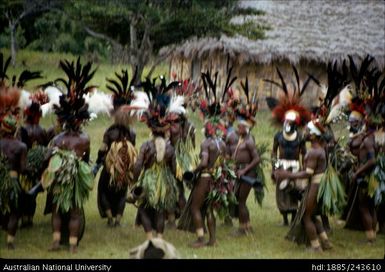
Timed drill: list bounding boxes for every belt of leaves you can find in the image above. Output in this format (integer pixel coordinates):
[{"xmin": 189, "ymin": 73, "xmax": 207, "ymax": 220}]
[
  {"xmin": 207, "ymin": 158, "xmax": 237, "ymax": 219},
  {"xmin": 175, "ymin": 138, "xmax": 197, "ymax": 180},
  {"xmin": 20, "ymin": 145, "xmax": 48, "ymax": 191},
  {"xmin": 317, "ymin": 164, "xmax": 346, "ymax": 215},
  {"xmin": 138, "ymin": 162, "xmax": 178, "ymax": 210},
  {"xmin": 371, "ymin": 153, "xmax": 385, "ymax": 206},
  {"xmin": 105, "ymin": 140, "xmax": 137, "ymax": 190},
  {"xmin": 254, "ymin": 143, "xmax": 269, "ymax": 207},
  {"xmin": 41, "ymin": 148, "xmax": 94, "ymax": 213},
  {"xmin": 0, "ymin": 153, "xmax": 21, "ymax": 215}
]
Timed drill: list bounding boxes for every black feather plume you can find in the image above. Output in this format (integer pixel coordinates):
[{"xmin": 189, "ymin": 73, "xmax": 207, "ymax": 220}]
[
  {"xmin": 276, "ymin": 67, "xmax": 288, "ymax": 95},
  {"xmin": 265, "ymin": 97, "xmax": 278, "ymax": 110}
]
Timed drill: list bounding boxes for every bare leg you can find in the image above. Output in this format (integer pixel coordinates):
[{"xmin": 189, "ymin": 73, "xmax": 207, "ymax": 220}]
[
  {"xmin": 290, "ymin": 211, "xmax": 297, "ymax": 225},
  {"xmin": 303, "ymin": 184, "xmax": 322, "ymax": 251},
  {"xmin": 206, "ymin": 207, "xmax": 216, "ymax": 246},
  {"xmin": 68, "ymin": 208, "xmax": 81, "ymax": 253},
  {"xmin": 6, "ymin": 211, "xmax": 19, "ymax": 249},
  {"xmin": 106, "ymin": 209, "xmax": 114, "ymax": 227},
  {"xmin": 190, "ymin": 177, "xmax": 210, "ymax": 248},
  {"xmin": 282, "ymin": 212, "xmax": 289, "ymax": 226},
  {"xmin": 358, "ymin": 189, "xmax": 376, "ymax": 242},
  {"xmin": 49, "ymin": 204, "xmax": 61, "ymax": 251},
  {"xmin": 238, "ymin": 182, "xmax": 252, "ymax": 231},
  {"xmin": 155, "ymin": 210, "xmax": 165, "ymax": 236}
]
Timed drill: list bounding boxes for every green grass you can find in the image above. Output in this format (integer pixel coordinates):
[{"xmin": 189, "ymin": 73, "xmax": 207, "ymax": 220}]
[
  {"xmin": 0, "ymin": 50, "xmax": 383, "ymax": 259},
  {"xmin": 1, "ymin": 112, "xmax": 384, "ymax": 259}
]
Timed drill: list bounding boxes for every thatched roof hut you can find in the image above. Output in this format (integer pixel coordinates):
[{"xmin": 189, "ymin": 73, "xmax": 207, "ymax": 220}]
[{"xmin": 161, "ymin": 0, "xmax": 385, "ymax": 109}]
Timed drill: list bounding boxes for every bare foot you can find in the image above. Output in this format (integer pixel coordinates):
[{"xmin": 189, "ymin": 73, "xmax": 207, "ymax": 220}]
[
  {"xmin": 306, "ymin": 246, "xmax": 323, "ymax": 253},
  {"xmin": 231, "ymin": 228, "xmax": 247, "ymax": 237},
  {"xmin": 7, "ymin": 242, "xmax": 15, "ymax": 250},
  {"xmin": 189, "ymin": 237, "xmax": 206, "ymax": 248},
  {"xmin": 107, "ymin": 218, "xmax": 114, "ymax": 227},
  {"xmin": 48, "ymin": 241, "xmax": 60, "ymax": 251},
  {"xmin": 321, "ymin": 240, "xmax": 333, "ymax": 250},
  {"xmin": 69, "ymin": 245, "xmax": 78, "ymax": 254}
]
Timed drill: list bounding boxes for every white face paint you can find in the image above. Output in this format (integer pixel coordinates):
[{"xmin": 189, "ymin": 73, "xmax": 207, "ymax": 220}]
[{"xmin": 283, "ymin": 120, "xmax": 295, "ymax": 134}]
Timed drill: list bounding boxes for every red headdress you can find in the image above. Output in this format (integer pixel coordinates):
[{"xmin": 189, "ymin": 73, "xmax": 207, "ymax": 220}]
[
  {"xmin": 0, "ymin": 53, "xmax": 41, "ymax": 125},
  {"xmin": 265, "ymin": 66, "xmax": 315, "ymax": 127},
  {"xmin": 23, "ymin": 90, "xmax": 49, "ymax": 125}
]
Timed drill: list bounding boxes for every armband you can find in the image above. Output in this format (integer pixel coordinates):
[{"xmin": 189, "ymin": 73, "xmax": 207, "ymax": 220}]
[{"xmin": 306, "ymin": 168, "xmax": 315, "ymax": 175}]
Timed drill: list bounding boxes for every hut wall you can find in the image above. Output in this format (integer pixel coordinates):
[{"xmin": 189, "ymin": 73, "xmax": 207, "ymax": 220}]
[{"xmin": 169, "ymin": 57, "xmax": 192, "ymax": 81}]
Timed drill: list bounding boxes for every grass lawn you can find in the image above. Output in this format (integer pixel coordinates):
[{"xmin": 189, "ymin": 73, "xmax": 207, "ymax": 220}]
[{"xmin": 0, "ymin": 50, "xmax": 383, "ymax": 259}]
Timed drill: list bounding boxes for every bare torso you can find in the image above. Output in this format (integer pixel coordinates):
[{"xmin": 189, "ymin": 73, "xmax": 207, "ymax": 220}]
[
  {"xmin": 0, "ymin": 136, "xmax": 27, "ymax": 173},
  {"xmin": 52, "ymin": 131, "xmax": 90, "ymax": 162}
]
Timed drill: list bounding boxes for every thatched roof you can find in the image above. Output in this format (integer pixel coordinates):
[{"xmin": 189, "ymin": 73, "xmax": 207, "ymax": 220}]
[{"xmin": 161, "ymin": 0, "xmax": 385, "ymax": 69}]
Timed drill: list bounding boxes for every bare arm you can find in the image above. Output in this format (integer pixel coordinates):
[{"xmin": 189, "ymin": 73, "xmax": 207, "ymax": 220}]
[
  {"xmin": 194, "ymin": 141, "xmax": 209, "ymax": 174},
  {"xmin": 271, "ymin": 134, "xmax": 279, "ymax": 165},
  {"xmin": 133, "ymin": 142, "xmax": 148, "ymax": 180},
  {"xmin": 355, "ymin": 136, "xmax": 376, "ymax": 177},
  {"xmin": 241, "ymin": 139, "xmax": 261, "ymax": 174},
  {"xmin": 95, "ymin": 132, "xmax": 110, "ymax": 165},
  {"xmin": 275, "ymin": 150, "xmax": 318, "ymax": 181},
  {"xmin": 300, "ymin": 137, "xmax": 307, "ymax": 169},
  {"xmin": 18, "ymin": 144, "xmax": 28, "ymax": 174},
  {"xmin": 170, "ymin": 145, "xmax": 176, "ymax": 177}
]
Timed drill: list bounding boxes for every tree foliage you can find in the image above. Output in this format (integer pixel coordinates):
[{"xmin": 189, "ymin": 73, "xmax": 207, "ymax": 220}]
[
  {"xmin": 67, "ymin": 0, "xmax": 267, "ymax": 82},
  {"xmin": 0, "ymin": 0, "xmax": 267, "ymax": 80}
]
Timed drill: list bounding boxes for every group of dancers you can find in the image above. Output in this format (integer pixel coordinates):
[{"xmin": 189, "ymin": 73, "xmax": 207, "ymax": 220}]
[{"xmin": 0, "ymin": 52, "xmax": 384, "ymax": 255}]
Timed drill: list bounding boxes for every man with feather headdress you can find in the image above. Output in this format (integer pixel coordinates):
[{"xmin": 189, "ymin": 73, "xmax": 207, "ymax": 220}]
[
  {"xmin": 178, "ymin": 69, "xmax": 236, "ymax": 248},
  {"xmin": 165, "ymin": 82, "xmax": 197, "ymax": 229},
  {"xmin": 131, "ymin": 76, "xmax": 178, "ymax": 240},
  {"xmin": 265, "ymin": 66, "xmax": 313, "ymax": 226},
  {"xmin": 40, "ymin": 57, "xmax": 95, "ymax": 253},
  {"xmin": 0, "ymin": 53, "xmax": 41, "ymax": 249},
  {"xmin": 226, "ymin": 76, "xmax": 262, "ymax": 236},
  {"xmin": 343, "ymin": 55, "xmax": 385, "ymax": 243},
  {"xmin": 94, "ymin": 69, "xmax": 138, "ymax": 227},
  {"xmin": 272, "ymin": 66, "xmax": 340, "ymax": 252},
  {"xmin": 18, "ymin": 90, "xmax": 50, "ymax": 229}
]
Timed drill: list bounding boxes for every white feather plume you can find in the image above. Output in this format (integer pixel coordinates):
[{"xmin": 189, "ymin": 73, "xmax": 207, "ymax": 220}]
[
  {"xmin": 169, "ymin": 95, "xmax": 186, "ymax": 115},
  {"xmin": 18, "ymin": 89, "xmax": 32, "ymax": 109},
  {"xmin": 84, "ymin": 89, "xmax": 113, "ymax": 118},
  {"xmin": 325, "ymin": 84, "xmax": 353, "ymax": 124},
  {"xmin": 128, "ymin": 91, "xmax": 150, "ymax": 118},
  {"xmin": 41, "ymin": 86, "xmax": 63, "ymax": 117}
]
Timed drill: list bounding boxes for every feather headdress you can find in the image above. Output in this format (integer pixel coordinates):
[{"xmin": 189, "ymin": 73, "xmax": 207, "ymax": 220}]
[
  {"xmin": 264, "ymin": 65, "xmax": 315, "ymax": 127},
  {"xmin": 140, "ymin": 75, "xmax": 178, "ymax": 133},
  {"xmin": 53, "ymin": 57, "xmax": 97, "ymax": 131},
  {"xmin": 23, "ymin": 90, "xmax": 49, "ymax": 125},
  {"xmin": 0, "ymin": 53, "xmax": 41, "ymax": 123},
  {"xmin": 106, "ymin": 68, "xmax": 137, "ymax": 109},
  {"xmin": 199, "ymin": 63, "xmax": 236, "ymax": 136},
  {"xmin": 347, "ymin": 55, "xmax": 385, "ymax": 126},
  {"xmin": 234, "ymin": 76, "xmax": 259, "ymax": 127},
  {"xmin": 315, "ymin": 60, "xmax": 351, "ymax": 124}
]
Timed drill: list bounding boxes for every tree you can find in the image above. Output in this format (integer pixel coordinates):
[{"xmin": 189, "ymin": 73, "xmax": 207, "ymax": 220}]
[
  {"xmin": 0, "ymin": 0, "xmax": 59, "ymax": 65},
  {"xmin": 66, "ymin": 0, "xmax": 266, "ymax": 83}
]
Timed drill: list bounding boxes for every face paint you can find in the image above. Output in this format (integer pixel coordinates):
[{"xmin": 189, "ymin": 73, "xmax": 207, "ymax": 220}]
[
  {"xmin": 283, "ymin": 120, "xmax": 296, "ymax": 134},
  {"xmin": 348, "ymin": 119, "xmax": 362, "ymax": 134}
]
